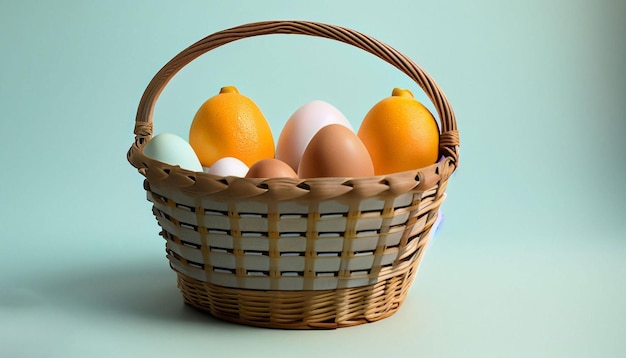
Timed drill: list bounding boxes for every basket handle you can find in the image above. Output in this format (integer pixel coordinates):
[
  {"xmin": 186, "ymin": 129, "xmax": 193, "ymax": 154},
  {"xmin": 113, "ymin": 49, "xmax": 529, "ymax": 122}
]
[{"xmin": 132, "ymin": 20, "xmax": 459, "ymax": 167}]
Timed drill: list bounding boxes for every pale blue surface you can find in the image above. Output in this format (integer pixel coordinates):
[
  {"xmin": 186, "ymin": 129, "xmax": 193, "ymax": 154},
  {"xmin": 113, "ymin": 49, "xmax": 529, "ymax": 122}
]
[{"xmin": 1, "ymin": 1, "xmax": 625, "ymax": 357}]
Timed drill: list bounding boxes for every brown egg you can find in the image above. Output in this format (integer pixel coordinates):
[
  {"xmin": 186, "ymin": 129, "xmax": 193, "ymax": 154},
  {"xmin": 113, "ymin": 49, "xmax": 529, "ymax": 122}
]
[
  {"xmin": 245, "ymin": 158, "xmax": 299, "ymax": 178},
  {"xmin": 298, "ymin": 124, "xmax": 375, "ymax": 178}
]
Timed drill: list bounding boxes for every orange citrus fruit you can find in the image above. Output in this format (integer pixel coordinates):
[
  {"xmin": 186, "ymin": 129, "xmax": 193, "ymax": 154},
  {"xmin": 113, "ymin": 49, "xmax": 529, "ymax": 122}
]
[
  {"xmin": 189, "ymin": 86, "xmax": 275, "ymax": 168},
  {"xmin": 357, "ymin": 88, "xmax": 439, "ymax": 175}
]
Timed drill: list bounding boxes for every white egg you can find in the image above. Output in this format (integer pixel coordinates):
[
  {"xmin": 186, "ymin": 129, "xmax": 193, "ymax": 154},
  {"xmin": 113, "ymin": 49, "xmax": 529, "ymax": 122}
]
[
  {"xmin": 276, "ymin": 100, "xmax": 353, "ymax": 172},
  {"xmin": 143, "ymin": 133, "xmax": 203, "ymax": 172},
  {"xmin": 207, "ymin": 157, "xmax": 249, "ymax": 177}
]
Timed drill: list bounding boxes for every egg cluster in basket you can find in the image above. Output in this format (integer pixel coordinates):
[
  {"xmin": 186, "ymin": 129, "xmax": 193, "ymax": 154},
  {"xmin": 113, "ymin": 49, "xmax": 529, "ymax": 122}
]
[{"xmin": 143, "ymin": 85, "xmax": 441, "ymax": 181}]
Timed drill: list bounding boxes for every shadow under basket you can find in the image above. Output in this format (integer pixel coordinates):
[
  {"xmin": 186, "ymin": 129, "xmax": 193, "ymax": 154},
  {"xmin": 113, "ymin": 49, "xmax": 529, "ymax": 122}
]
[{"xmin": 128, "ymin": 21, "xmax": 460, "ymax": 329}]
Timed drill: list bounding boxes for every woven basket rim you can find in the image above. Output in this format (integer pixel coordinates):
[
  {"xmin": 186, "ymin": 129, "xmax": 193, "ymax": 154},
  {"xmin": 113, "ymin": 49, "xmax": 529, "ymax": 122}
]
[
  {"xmin": 127, "ymin": 20, "xmax": 460, "ymax": 201},
  {"xmin": 136, "ymin": 155, "xmax": 454, "ymax": 201}
]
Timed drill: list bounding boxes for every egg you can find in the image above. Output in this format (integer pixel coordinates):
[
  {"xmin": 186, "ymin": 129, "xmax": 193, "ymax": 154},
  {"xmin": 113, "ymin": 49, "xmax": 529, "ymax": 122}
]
[
  {"xmin": 298, "ymin": 124, "xmax": 375, "ymax": 178},
  {"xmin": 276, "ymin": 100, "xmax": 353, "ymax": 172},
  {"xmin": 207, "ymin": 157, "xmax": 249, "ymax": 177},
  {"xmin": 142, "ymin": 133, "xmax": 203, "ymax": 172},
  {"xmin": 246, "ymin": 159, "xmax": 298, "ymax": 178}
]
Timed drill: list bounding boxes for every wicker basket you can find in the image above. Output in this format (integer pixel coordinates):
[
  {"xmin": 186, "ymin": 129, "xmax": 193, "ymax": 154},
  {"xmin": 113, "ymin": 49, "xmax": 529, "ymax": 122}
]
[{"xmin": 127, "ymin": 20, "xmax": 459, "ymax": 329}]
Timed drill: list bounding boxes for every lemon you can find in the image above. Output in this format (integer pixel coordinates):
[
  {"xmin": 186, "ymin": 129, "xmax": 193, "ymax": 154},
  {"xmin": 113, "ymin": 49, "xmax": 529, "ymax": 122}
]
[
  {"xmin": 357, "ymin": 88, "xmax": 439, "ymax": 175},
  {"xmin": 189, "ymin": 86, "xmax": 275, "ymax": 168}
]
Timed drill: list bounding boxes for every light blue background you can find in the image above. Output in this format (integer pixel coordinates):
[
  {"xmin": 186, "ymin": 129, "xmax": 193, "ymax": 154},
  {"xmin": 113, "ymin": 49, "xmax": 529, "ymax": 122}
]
[{"xmin": 1, "ymin": 1, "xmax": 625, "ymax": 357}]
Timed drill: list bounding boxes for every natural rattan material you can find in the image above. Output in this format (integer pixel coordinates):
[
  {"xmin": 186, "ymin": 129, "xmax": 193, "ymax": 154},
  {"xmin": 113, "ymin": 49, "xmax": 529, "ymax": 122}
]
[
  {"xmin": 128, "ymin": 20, "xmax": 460, "ymax": 329},
  {"xmin": 177, "ymin": 253, "xmax": 423, "ymax": 329},
  {"xmin": 147, "ymin": 180, "xmax": 443, "ymax": 291}
]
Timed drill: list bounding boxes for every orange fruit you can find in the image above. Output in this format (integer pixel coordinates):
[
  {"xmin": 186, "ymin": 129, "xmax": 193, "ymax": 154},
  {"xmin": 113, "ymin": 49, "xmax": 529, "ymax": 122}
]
[
  {"xmin": 357, "ymin": 88, "xmax": 439, "ymax": 175},
  {"xmin": 189, "ymin": 86, "xmax": 275, "ymax": 168}
]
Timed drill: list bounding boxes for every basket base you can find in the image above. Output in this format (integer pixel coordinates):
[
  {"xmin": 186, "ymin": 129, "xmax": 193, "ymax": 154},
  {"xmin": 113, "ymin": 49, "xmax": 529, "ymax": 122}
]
[{"xmin": 175, "ymin": 259, "xmax": 421, "ymax": 329}]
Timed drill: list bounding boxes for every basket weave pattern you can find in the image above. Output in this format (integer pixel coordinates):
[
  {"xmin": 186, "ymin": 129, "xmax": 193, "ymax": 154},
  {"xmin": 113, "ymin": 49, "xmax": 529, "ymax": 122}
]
[
  {"xmin": 128, "ymin": 21, "xmax": 459, "ymax": 329},
  {"xmin": 148, "ymin": 181, "xmax": 442, "ymax": 291}
]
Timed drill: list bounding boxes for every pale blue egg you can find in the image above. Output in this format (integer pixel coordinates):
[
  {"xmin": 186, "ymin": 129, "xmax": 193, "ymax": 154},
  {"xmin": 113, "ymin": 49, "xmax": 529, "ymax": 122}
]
[{"xmin": 143, "ymin": 133, "xmax": 203, "ymax": 172}]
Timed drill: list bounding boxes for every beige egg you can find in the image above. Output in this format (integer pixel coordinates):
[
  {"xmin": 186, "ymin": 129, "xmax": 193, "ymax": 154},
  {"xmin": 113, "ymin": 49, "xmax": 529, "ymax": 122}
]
[
  {"xmin": 245, "ymin": 158, "xmax": 298, "ymax": 178},
  {"xmin": 298, "ymin": 124, "xmax": 375, "ymax": 178}
]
